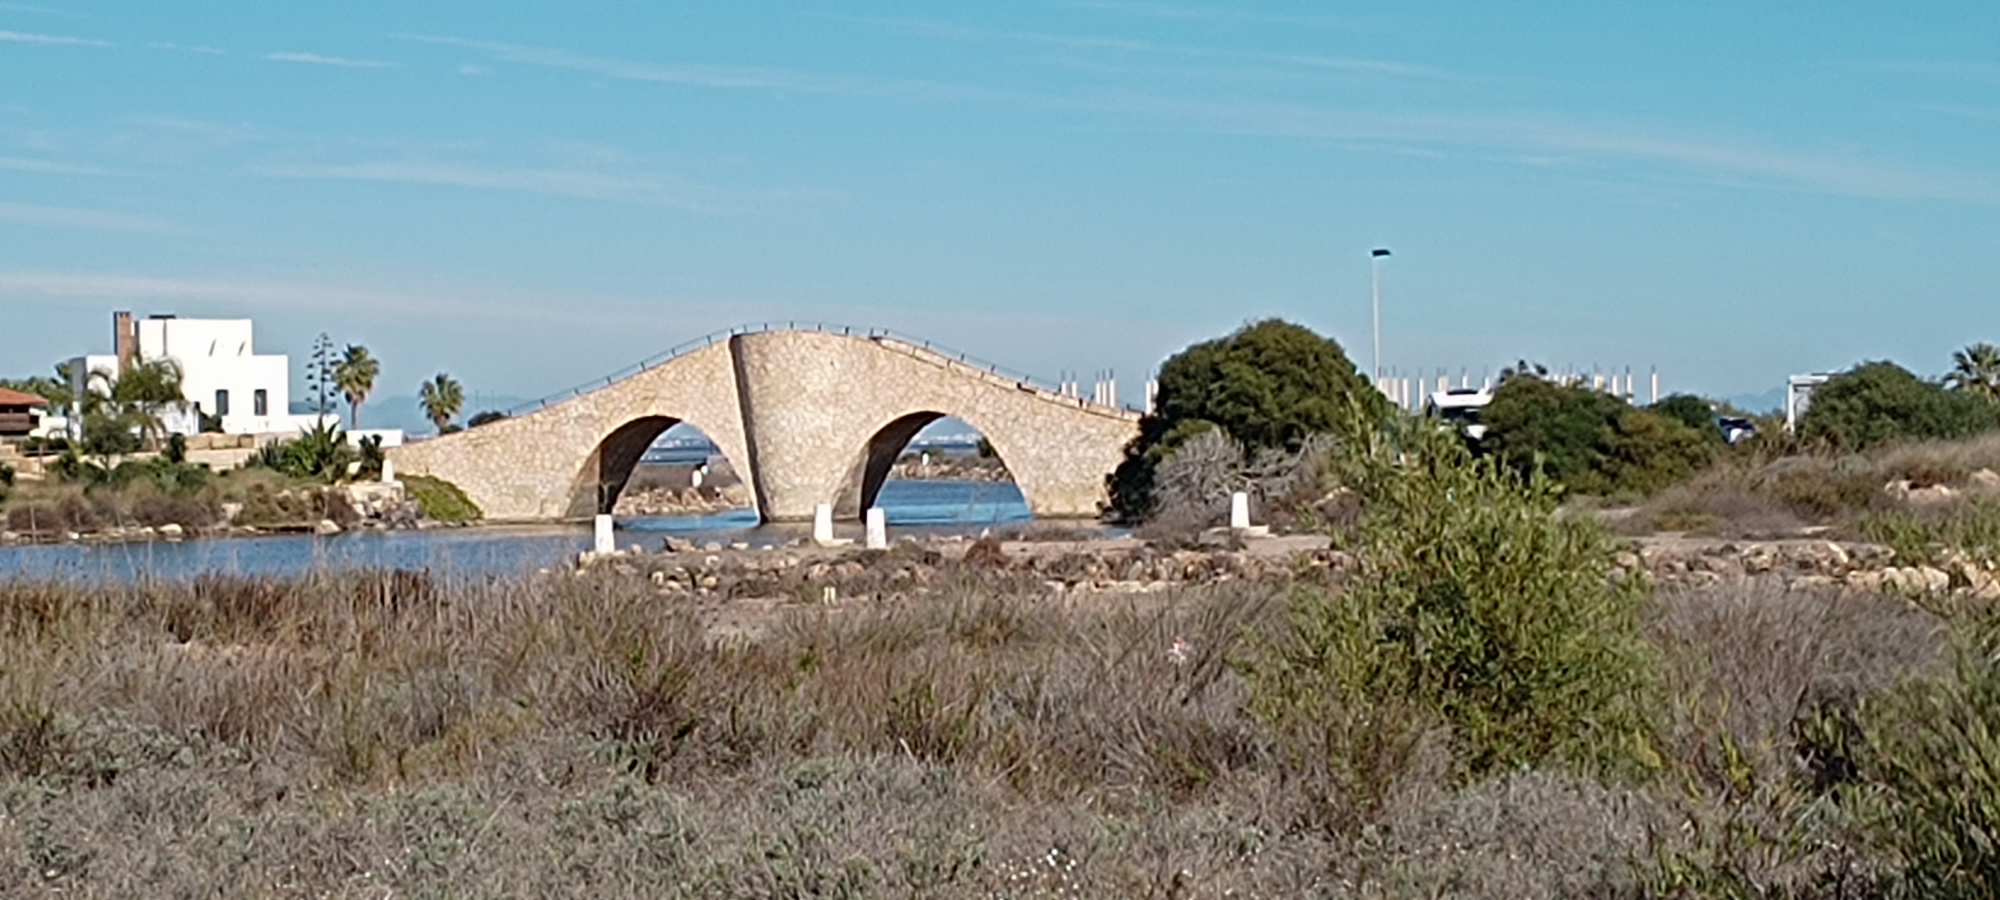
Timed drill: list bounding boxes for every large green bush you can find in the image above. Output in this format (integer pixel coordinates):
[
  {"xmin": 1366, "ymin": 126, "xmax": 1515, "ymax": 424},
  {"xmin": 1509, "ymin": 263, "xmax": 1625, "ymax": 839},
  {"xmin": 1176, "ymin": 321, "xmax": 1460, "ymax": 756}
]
[
  {"xmin": 1650, "ymin": 393, "xmax": 1721, "ymax": 442},
  {"xmin": 1480, "ymin": 377, "xmax": 1715, "ymax": 498},
  {"xmin": 1110, "ymin": 319, "xmax": 1382, "ymax": 519},
  {"xmin": 1246, "ymin": 421, "xmax": 1658, "ymax": 786},
  {"xmin": 1855, "ymin": 613, "xmax": 2000, "ymax": 899},
  {"xmin": 1801, "ymin": 361, "xmax": 2000, "ymax": 451}
]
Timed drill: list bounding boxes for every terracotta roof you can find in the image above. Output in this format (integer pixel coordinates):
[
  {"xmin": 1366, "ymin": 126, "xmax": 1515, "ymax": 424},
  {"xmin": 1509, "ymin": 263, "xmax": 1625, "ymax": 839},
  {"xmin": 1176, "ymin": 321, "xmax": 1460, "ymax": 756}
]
[{"xmin": 0, "ymin": 387, "xmax": 51, "ymax": 407}]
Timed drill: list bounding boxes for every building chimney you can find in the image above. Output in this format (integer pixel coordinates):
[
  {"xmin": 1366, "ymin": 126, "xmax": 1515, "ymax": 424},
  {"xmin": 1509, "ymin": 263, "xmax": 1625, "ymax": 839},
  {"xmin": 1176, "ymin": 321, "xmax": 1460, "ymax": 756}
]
[{"xmin": 113, "ymin": 311, "xmax": 137, "ymax": 375}]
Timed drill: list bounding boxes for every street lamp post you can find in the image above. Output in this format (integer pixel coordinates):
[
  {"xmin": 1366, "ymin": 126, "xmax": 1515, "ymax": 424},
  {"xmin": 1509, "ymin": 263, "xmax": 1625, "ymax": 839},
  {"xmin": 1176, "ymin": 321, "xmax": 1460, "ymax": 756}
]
[{"xmin": 1370, "ymin": 248, "xmax": 1392, "ymax": 386}]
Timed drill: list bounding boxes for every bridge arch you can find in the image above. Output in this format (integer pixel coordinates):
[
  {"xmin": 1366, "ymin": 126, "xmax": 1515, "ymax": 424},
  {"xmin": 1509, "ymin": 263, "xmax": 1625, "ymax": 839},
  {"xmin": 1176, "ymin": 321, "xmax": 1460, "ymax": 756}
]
[
  {"xmin": 567, "ymin": 416, "xmax": 748, "ymax": 517},
  {"xmin": 833, "ymin": 410, "xmax": 1025, "ymax": 521}
]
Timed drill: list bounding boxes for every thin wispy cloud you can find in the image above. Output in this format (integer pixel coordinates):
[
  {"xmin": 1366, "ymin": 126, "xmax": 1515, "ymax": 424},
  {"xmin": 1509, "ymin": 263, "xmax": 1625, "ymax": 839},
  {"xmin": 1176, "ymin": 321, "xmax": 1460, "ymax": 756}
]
[
  {"xmin": 837, "ymin": 15, "xmax": 1458, "ymax": 82},
  {"xmin": 456, "ymin": 63, "xmax": 490, "ymax": 77},
  {"xmin": 0, "ymin": 201, "xmax": 181, "ymax": 234},
  {"xmin": 1068, "ymin": 0, "xmax": 1354, "ymax": 28},
  {"xmin": 0, "ymin": 270, "xmax": 683, "ymax": 331},
  {"xmin": 265, "ymin": 51, "xmax": 397, "ymax": 69},
  {"xmin": 0, "ymin": 155, "xmax": 125, "ymax": 177},
  {"xmin": 1104, "ymin": 95, "xmax": 2000, "ymax": 204},
  {"xmin": 148, "ymin": 41, "xmax": 225, "ymax": 56},
  {"xmin": 249, "ymin": 160, "xmax": 746, "ymax": 214},
  {"xmin": 0, "ymin": 28, "xmax": 110, "ymax": 47},
  {"xmin": 392, "ymin": 33, "xmax": 1021, "ymax": 102},
  {"xmin": 1859, "ymin": 59, "xmax": 2000, "ymax": 82},
  {"xmin": 0, "ymin": 2, "xmax": 80, "ymax": 17}
]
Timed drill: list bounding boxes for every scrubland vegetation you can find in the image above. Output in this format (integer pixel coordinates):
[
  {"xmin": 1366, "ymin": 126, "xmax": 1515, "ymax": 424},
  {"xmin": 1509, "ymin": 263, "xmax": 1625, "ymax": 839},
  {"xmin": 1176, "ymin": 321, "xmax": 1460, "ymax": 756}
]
[{"xmin": 6, "ymin": 410, "xmax": 2000, "ymax": 898}]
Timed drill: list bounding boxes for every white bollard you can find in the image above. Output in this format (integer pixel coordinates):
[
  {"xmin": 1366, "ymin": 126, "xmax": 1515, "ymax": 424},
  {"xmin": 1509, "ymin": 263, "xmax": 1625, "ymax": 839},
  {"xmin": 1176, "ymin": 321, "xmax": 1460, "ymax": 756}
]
[
  {"xmin": 1230, "ymin": 491, "xmax": 1251, "ymax": 531},
  {"xmin": 379, "ymin": 458, "xmax": 396, "ymax": 484},
  {"xmin": 865, "ymin": 507, "xmax": 888, "ymax": 550},
  {"xmin": 593, "ymin": 514, "xmax": 616, "ymax": 555},
  {"xmin": 813, "ymin": 502, "xmax": 834, "ymax": 545}
]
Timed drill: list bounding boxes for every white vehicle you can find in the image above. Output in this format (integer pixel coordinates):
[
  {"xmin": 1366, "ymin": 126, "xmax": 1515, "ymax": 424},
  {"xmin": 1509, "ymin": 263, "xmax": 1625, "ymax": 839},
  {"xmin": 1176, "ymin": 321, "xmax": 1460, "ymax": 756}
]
[{"xmin": 1424, "ymin": 387, "xmax": 1493, "ymax": 440}]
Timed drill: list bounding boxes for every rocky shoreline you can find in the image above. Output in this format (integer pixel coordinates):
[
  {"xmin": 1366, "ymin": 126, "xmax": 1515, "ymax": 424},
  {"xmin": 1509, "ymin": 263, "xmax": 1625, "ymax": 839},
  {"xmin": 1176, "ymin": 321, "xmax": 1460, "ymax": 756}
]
[
  {"xmin": 571, "ymin": 529, "xmax": 2000, "ymax": 605},
  {"xmin": 0, "ymin": 481, "xmax": 456, "ymax": 547}
]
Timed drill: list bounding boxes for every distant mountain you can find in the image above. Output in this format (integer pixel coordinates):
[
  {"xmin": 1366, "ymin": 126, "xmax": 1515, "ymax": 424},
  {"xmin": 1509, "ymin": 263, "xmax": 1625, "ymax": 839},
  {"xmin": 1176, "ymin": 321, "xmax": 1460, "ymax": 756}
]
[{"xmin": 1721, "ymin": 387, "xmax": 1786, "ymax": 416}]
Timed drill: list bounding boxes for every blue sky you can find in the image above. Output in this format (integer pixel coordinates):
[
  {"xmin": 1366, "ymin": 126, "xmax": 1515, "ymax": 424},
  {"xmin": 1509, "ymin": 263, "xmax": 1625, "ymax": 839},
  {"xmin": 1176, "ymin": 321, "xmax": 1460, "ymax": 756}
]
[{"xmin": 3, "ymin": 1, "xmax": 1997, "ymax": 409}]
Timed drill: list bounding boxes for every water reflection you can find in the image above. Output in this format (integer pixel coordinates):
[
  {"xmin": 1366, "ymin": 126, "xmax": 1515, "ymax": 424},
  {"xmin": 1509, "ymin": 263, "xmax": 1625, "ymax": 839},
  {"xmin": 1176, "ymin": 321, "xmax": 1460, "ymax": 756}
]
[{"xmin": 0, "ymin": 480, "xmax": 1046, "ymax": 583}]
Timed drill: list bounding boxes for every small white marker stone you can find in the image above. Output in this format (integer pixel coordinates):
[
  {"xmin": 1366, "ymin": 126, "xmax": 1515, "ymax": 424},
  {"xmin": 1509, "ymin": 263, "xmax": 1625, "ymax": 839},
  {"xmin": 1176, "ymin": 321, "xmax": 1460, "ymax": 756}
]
[
  {"xmin": 1230, "ymin": 491, "xmax": 1251, "ymax": 531},
  {"xmin": 593, "ymin": 514, "xmax": 616, "ymax": 555},
  {"xmin": 812, "ymin": 502, "xmax": 835, "ymax": 545},
  {"xmin": 865, "ymin": 507, "xmax": 888, "ymax": 550}
]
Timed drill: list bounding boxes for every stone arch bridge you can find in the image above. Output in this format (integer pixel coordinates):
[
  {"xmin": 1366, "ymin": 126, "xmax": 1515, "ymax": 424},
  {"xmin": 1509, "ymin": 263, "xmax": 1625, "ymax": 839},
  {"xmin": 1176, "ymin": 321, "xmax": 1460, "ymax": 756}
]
[{"xmin": 388, "ymin": 326, "xmax": 1142, "ymax": 522}]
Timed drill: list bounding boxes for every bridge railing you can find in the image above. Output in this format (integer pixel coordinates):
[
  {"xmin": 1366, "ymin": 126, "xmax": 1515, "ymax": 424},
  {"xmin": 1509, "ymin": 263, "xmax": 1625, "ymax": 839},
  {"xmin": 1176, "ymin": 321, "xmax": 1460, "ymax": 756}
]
[{"xmin": 504, "ymin": 321, "xmax": 1144, "ymax": 418}]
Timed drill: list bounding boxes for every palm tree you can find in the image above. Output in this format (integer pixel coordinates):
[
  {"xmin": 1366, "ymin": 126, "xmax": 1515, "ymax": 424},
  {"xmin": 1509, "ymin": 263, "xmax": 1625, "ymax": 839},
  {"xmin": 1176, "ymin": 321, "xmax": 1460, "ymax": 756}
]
[
  {"xmin": 1949, "ymin": 342, "xmax": 2000, "ymax": 401},
  {"xmin": 418, "ymin": 372, "xmax": 465, "ymax": 434},
  {"xmin": 334, "ymin": 345, "xmax": 381, "ymax": 429},
  {"xmin": 89, "ymin": 358, "xmax": 187, "ymax": 451}
]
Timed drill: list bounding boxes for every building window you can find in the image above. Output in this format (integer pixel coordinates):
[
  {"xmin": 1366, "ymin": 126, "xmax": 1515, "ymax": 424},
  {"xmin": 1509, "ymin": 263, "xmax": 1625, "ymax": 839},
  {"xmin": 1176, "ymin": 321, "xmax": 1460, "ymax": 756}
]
[
  {"xmin": 254, "ymin": 389, "xmax": 268, "ymax": 416},
  {"xmin": 214, "ymin": 389, "xmax": 230, "ymax": 417}
]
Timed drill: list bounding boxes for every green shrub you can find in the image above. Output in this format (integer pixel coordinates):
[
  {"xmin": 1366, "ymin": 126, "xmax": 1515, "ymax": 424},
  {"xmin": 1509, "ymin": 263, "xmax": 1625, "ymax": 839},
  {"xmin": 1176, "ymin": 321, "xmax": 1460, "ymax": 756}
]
[
  {"xmin": 1855, "ymin": 613, "xmax": 2000, "ymax": 898},
  {"xmin": 1651, "ymin": 393, "xmax": 1721, "ymax": 441},
  {"xmin": 0, "ymin": 462, "xmax": 14, "ymax": 488},
  {"xmin": 1858, "ymin": 498, "xmax": 2000, "ymax": 569},
  {"xmin": 1110, "ymin": 319, "xmax": 1382, "ymax": 519},
  {"xmin": 404, "ymin": 475, "xmax": 482, "ymax": 523},
  {"xmin": 252, "ymin": 420, "xmax": 357, "ymax": 483},
  {"xmin": 1481, "ymin": 376, "xmax": 1716, "ymax": 498},
  {"xmin": 1801, "ymin": 361, "xmax": 2000, "ymax": 451},
  {"xmin": 1246, "ymin": 421, "xmax": 1658, "ymax": 787}
]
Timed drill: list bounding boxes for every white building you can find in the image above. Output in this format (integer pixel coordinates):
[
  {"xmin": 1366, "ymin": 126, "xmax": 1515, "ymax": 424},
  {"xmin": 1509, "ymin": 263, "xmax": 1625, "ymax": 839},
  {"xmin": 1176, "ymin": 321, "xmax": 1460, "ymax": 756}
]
[
  {"xmin": 69, "ymin": 311, "xmax": 308, "ymax": 437},
  {"xmin": 1786, "ymin": 373, "xmax": 1835, "ymax": 433}
]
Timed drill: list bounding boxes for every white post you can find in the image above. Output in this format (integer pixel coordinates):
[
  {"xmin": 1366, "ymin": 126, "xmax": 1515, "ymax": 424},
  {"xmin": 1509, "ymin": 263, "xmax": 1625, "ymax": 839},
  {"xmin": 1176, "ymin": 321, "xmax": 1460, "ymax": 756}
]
[
  {"xmin": 865, "ymin": 507, "xmax": 888, "ymax": 550},
  {"xmin": 379, "ymin": 457, "xmax": 396, "ymax": 484},
  {"xmin": 1230, "ymin": 491, "xmax": 1251, "ymax": 531},
  {"xmin": 593, "ymin": 514, "xmax": 616, "ymax": 555},
  {"xmin": 1650, "ymin": 368, "xmax": 1660, "ymax": 404},
  {"xmin": 812, "ymin": 502, "xmax": 834, "ymax": 545}
]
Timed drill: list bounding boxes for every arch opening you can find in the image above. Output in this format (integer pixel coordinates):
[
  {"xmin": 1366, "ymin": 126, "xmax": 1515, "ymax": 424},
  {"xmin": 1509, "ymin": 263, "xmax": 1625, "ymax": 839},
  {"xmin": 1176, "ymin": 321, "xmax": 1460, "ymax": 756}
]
[
  {"xmin": 835, "ymin": 412, "xmax": 1024, "ymax": 524},
  {"xmin": 567, "ymin": 418, "xmax": 750, "ymax": 519}
]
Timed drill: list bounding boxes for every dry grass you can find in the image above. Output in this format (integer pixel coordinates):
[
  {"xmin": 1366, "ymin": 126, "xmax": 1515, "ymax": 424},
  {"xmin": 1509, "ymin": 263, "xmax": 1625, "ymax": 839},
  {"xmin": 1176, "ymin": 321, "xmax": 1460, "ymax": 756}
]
[
  {"xmin": 0, "ymin": 571, "xmax": 1958, "ymax": 897},
  {"xmin": 1621, "ymin": 433, "xmax": 2000, "ymax": 539}
]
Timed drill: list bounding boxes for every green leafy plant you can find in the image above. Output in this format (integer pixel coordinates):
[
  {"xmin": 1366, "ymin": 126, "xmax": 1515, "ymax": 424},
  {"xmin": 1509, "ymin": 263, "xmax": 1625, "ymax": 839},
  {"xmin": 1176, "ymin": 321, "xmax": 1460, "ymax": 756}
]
[
  {"xmin": 252, "ymin": 420, "xmax": 358, "ymax": 484},
  {"xmin": 1246, "ymin": 416, "xmax": 1659, "ymax": 788},
  {"xmin": 402, "ymin": 475, "xmax": 481, "ymax": 523},
  {"xmin": 1854, "ymin": 612, "xmax": 2000, "ymax": 899},
  {"xmin": 1111, "ymin": 319, "xmax": 1383, "ymax": 519},
  {"xmin": 1481, "ymin": 376, "xmax": 1715, "ymax": 498},
  {"xmin": 1801, "ymin": 361, "xmax": 2000, "ymax": 451}
]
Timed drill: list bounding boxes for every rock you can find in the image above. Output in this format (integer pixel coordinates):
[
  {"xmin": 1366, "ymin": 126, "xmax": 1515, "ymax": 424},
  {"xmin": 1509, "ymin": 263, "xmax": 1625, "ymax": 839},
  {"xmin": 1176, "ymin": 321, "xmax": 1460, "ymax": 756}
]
[
  {"xmin": 1917, "ymin": 566, "xmax": 1953, "ymax": 593},
  {"xmin": 0, "ymin": 530, "xmax": 17, "ymax": 544},
  {"xmin": 1972, "ymin": 468, "xmax": 2000, "ymax": 491},
  {"xmin": 1741, "ymin": 545, "xmax": 1781, "ymax": 574},
  {"xmin": 1888, "ymin": 479, "xmax": 1960, "ymax": 505},
  {"xmin": 1613, "ymin": 551, "xmax": 1640, "ymax": 570},
  {"xmin": 63, "ymin": 531, "xmax": 81, "ymax": 542},
  {"xmin": 702, "ymin": 542, "xmax": 722, "ymax": 552},
  {"xmin": 314, "ymin": 519, "xmax": 342, "ymax": 536},
  {"xmin": 1846, "ymin": 570, "xmax": 1885, "ymax": 592}
]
